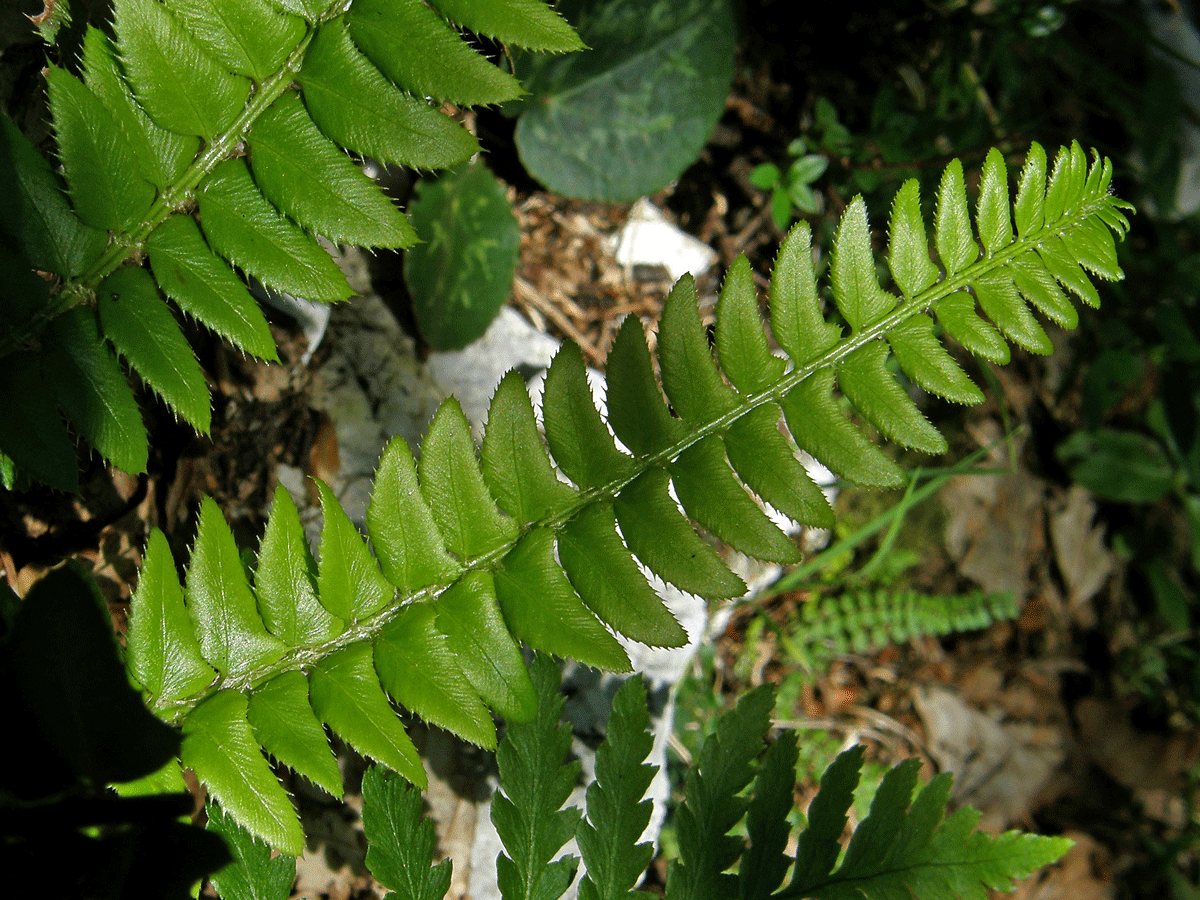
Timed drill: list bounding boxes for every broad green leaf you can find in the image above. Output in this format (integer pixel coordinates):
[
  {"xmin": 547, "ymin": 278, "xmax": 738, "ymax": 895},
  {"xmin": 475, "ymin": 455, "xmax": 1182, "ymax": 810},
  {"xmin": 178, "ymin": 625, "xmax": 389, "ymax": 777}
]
[
  {"xmin": 0, "ymin": 112, "xmax": 105, "ymax": 277},
  {"xmin": 147, "ymin": 215, "xmax": 278, "ymax": 361},
  {"xmin": 933, "ymin": 158, "xmax": 978, "ymax": 274},
  {"xmin": 199, "ymin": 158, "xmax": 352, "ymax": 303},
  {"xmin": 971, "ymin": 270, "xmax": 1053, "ymax": 355},
  {"xmin": 481, "ymin": 371, "xmax": 579, "ymax": 522},
  {"xmin": 348, "ymin": 0, "xmax": 522, "ymax": 105},
  {"xmin": 115, "ymin": 0, "xmax": 250, "ymax": 140},
  {"xmin": 81, "ymin": 26, "xmax": 198, "ymax": 191},
  {"xmin": 558, "ymin": 502, "xmax": 688, "ymax": 648},
  {"xmin": 45, "ymin": 307, "xmax": 148, "ymax": 473},
  {"xmin": 658, "ymin": 275, "xmax": 739, "ymax": 425},
  {"xmin": 362, "ymin": 766, "xmax": 453, "ymax": 900},
  {"xmin": 181, "ymin": 689, "xmax": 303, "ymax": 856},
  {"xmin": 432, "ymin": 0, "xmax": 583, "ymax": 51},
  {"xmin": 300, "ymin": 20, "xmax": 479, "ymax": 171},
  {"xmin": 367, "ymin": 436, "xmax": 462, "ymax": 593},
  {"xmin": 98, "ymin": 266, "xmax": 211, "ymax": 432},
  {"xmin": 10, "ymin": 562, "xmax": 181, "ymax": 786},
  {"xmin": 1010, "ymin": 252, "xmax": 1078, "ymax": 329},
  {"xmin": 419, "ymin": 399, "xmax": 519, "ymax": 559},
  {"xmin": 838, "ymin": 343, "xmax": 946, "ymax": 455},
  {"xmin": 249, "ymin": 92, "xmax": 416, "ymax": 247},
  {"xmin": 975, "ymin": 147, "xmax": 1012, "ymax": 257},
  {"xmin": 769, "ymin": 223, "xmax": 841, "ymax": 365},
  {"xmin": 246, "ymin": 670, "xmax": 343, "ymax": 798},
  {"xmin": 375, "ymin": 603, "xmax": 497, "ymax": 750},
  {"xmin": 128, "ymin": 528, "xmax": 216, "ymax": 707},
  {"xmin": 605, "ymin": 315, "xmax": 687, "ymax": 457},
  {"xmin": 255, "ymin": 485, "xmax": 344, "ymax": 645},
  {"xmin": 494, "ymin": 528, "xmax": 632, "ymax": 671},
  {"xmin": 932, "ymin": 291, "xmax": 1010, "ymax": 364},
  {"xmin": 314, "ymin": 479, "xmax": 394, "ymax": 622},
  {"xmin": 493, "ymin": 655, "xmax": 581, "ymax": 900},
  {"xmin": 666, "ymin": 684, "xmax": 774, "ymax": 900},
  {"xmin": 513, "ymin": 0, "xmax": 736, "ymax": 201},
  {"xmin": 886, "ymin": 315, "xmax": 984, "ymax": 406},
  {"xmin": 831, "ymin": 197, "xmax": 896, "ymax": 331},
  {"xmin": 577, "ymin": 675, "xmax": 657, "ymax": 900},
  {"xmin": 45, "ymin": 65, "xmax": 155, "ymax": 231},
  {"xmin": 186, "ymin": 496, "xmax": 288, "ymax": 678},
  {"xmin": 780, "ymin": 370, "xmax": 904, "ymax": 488},
  {"xmin": 543, "ymin": 341, "xmax": 636, "ymax": 489},
  {"xmin": 308, "ymin": 642, "xmax": 426, "ymax": 787},
  {"xmin": 671, "ymin": 435, "xmax": 801, "ymax": 563},
  {"xmin": 739, "ymin": 731, "xmax": 799, "ymax": 900},
  {"xmin": 405, "ymin": 162, "xmax": 520, "ymax": 349},
  {"xmin": 207, "ymin": 803, "xmax": 297, "ymax": 900},
  {"xmin": 170, "ymin": 0, "xmax": 305, "ymax": 82},
  {"xmin": 715, "ymin": 255, "xmax": 786, "ymax": 394},
  {"xmin": 432, "ymin": 571, "xmax": 537, "ymax": 722},
  {"xmin": 1013, "ymin": 142, "xmax": 1046, "ymax": 238},
  {"xmin": 722, "ymin": 404, "xmax": 834, "ymax": 528},
  {"xmin": 887, "ymin": 179, "xmax": 939, "ymax": 297},
  {"xmin": 613, "ymin": 467, "xmax": 746, "ymax": 599},
  {"xmin": 1056, "ymin": 429, "xmax": 1175, "ymax": 503}
]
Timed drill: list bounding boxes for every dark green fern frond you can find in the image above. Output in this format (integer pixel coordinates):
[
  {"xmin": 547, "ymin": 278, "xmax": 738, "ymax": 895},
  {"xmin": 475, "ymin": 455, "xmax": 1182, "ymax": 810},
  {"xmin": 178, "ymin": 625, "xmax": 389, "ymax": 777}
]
[
  {"xmin": 355, "ymin": 660, "xmax": 1069, "ymax": 900},
  {"xmin": 0, "ymin": 0, "xmax": 579, "ymax": 491},
  {"xmin": 119, "ymin": 142, "xmax": 1130, "ymax": 851}
]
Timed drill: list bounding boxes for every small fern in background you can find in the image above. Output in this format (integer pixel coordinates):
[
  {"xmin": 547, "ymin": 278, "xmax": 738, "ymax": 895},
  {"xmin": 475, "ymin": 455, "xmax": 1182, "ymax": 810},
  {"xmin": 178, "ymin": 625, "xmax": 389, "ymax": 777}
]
[{"xmin": 774, "ymin": 588, "xmax": 1020, "ymax": 672}]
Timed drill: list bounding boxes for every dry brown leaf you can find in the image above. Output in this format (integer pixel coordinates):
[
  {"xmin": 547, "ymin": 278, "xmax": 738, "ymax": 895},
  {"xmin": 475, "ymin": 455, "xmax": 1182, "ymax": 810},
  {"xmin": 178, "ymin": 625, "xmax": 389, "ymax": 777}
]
[{"xmin": 1049, "ymin": 485, "xmax": 1114, "ymax": 624}]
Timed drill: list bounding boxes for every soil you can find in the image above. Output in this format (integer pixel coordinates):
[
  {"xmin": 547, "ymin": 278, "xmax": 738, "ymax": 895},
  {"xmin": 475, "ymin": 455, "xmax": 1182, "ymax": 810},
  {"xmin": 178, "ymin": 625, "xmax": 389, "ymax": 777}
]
[{"xmin": 2, "ymin": 3, "xmax": 1197, "ymax": 899}]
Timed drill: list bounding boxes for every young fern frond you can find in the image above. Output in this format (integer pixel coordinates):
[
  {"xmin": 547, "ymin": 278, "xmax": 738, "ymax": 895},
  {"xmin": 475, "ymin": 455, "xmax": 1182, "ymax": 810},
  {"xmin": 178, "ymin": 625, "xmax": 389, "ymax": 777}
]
[
  {"xmin": 122, "ymin": 143, "xmax": 1130, "ymax": 851},
  {"xmin": 0, "ymin": 0, "xmax": 581, "ymax": 491}
]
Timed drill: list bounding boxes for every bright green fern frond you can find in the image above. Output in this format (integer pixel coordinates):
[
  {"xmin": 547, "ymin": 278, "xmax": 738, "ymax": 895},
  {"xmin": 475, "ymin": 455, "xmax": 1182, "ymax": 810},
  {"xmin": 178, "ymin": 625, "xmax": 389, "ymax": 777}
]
[
  {"xmin": 122, "ymin": 143, "xmax": 1128, "ymax": 851},
  {"xmin": 0, "ymin": 0, "xmax": 578, "ymax": 490}
]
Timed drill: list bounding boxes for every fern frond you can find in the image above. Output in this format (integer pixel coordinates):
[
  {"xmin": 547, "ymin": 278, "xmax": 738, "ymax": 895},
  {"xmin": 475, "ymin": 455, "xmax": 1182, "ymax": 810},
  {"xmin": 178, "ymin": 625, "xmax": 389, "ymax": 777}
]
[
  {"xmin": 0, "ymin": 0, "xmax": 574, "ymax": 490},
  {"xmin": 383, "ymin": 665, "xmax": 1066, "ymax": 900},
  {"xmin": 782, "ymin": 751, "xmax": 1071, "ymax": 900},
  {"xmin": 492, "ymin": 654, "xmax": 582, "ymax": 900},
  {"xmin": 786, "ymin": 589, "xmax": 1020, "ymax": 668},
  {"xmin": 122, "ymin": 143, "xmax": 1130, "ymax": 851}
]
